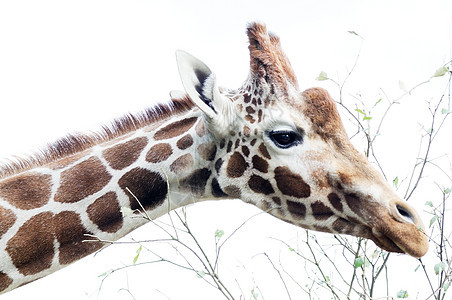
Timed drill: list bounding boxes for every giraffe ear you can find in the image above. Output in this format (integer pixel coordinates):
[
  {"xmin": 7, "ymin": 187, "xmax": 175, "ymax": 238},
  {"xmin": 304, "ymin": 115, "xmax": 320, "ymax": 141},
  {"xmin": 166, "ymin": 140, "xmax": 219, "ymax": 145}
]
[{"xmin": 176, "ymin": 50, "xmax": 235, "ymax": 125}]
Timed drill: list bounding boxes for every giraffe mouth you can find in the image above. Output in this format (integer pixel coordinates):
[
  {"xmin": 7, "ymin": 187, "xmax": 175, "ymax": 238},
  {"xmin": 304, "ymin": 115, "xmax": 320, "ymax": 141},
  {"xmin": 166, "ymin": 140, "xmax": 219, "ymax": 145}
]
[
  {"xmin": 364, "ymin": 218, "xmax": 428, "ymax": 258},
  {"xmin": 369, "ymin": 228, "xmax": 405, "ymax": 254},
  {"xmin": 334, "ymin": 218, "xmax": 405, "ymax": 254}
]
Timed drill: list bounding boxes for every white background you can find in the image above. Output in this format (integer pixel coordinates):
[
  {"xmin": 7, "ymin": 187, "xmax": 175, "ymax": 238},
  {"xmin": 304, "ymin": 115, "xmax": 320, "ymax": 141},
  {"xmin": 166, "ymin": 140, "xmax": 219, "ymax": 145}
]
[{"xmin": 1, "ymin": 0, "xmax": 452, "ymax": 299}]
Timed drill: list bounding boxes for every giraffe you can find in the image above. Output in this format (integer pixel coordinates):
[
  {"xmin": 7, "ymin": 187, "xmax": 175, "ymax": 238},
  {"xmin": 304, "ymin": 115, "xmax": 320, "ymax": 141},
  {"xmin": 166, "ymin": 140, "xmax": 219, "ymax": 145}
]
[{"xmin": 0, "ymin": 22, "xmax": 428, "ymax": 294}]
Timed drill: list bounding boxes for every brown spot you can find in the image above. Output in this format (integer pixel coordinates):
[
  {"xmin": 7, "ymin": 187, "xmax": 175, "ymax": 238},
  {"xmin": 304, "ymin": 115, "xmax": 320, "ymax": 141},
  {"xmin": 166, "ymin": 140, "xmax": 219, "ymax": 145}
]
[
  {"xmin": 103, "ymin": 137, "xmax": 148, "ymax": 170},
  {"xmin": 328, "ymin": 193, "xmax": 343, "ymax": 212},
  {"xmin": 287, "ymin": 200, "xmax": 306, "ymax": 218},
  {"xmin": 198, "ymin": 142, "xmax": 217, "ymax": 161},
  {"xmin": 311, "ymin": 201, "xmax": 333, "ymax": 220},
  {"xmin": 195, "ymin": 120, "xmax": 207, "ymax": 137},
  {"xmin": 227, "ymin": 152, "xmax": 248, "ymax": 178},
  {"xmin": 87, "ymin": 192, "xmax": 123, "ymax": 233},
  {"xmin": 272, "ymin": 197, "xmax": 281, "ymax": 206},
  {"xmin": 180, "ymin": 168, "xmax": 211, "ymax": 195},
  {"xmin": 215, "ymin": 158, "xmax": 223, "ymax": 174},
  {"xmin": 224, "ymin": 185, "xmax": 241, "ymax": 198},
  {"xmin": 0, "ymin": 272, "xmax": 12, "ymax": 293},
  {"xmin": 234, "ymin": 139, "xmax": 240, "ymax": 149},
  {"xmin": 243, "ymin": 126, "xmax": 251, "ymax": 137},
  {"xmin": 170, "ymin": 154, "xmax": 194, "ymax": 174},
  {"xmin": 344, "ymin": 193, "xmax": 361, "ymax": 215},
  {"xmin": 220, "ymin": 139, "xmax": 226, "ymax": 149},
  {"xmin": 244, "ymin": 94, "xmax": 251, "ymax": 103},
  {"xmin": 260, "ymin": 200, "xmax": 271, "ymax": 211},
  {"xmin": 250, "ymin": 139, "xmax": 257, "ymax": 146},
  {"xmin": 146, "ymin": 143, "xmax": 173, "ymax": 163},
  {"xmin": 6, "ymin": 212, "xmax": 55, "ymax": 275},
  {"xmin": 154, "ymin": 117, "xmax": 197, "ymax": 140},
  {"xmin": 0, "ymin": 206, "xmax": 16, "ymax": 239},
  {"xmin": 332, "ymin": 218, "xmax": 354, "ymax": 234},
  {"xmin": 274, "ymin": 166, "xmax": 311, "ymax": 198},
  {"xmin": 252, "ymin": 155, "xmax": 268, "ymax": 173},
  {"xmin": 176, "ymin": 134, "xmax": 194, "ymax": 150},
  {"xmin": 248, "ymin": 174, "xmax": 274, "ymax": 195},
  {"xmin": 54, "ymin": 211, "xmax": 101, "ymax": 265},
  {"xmin": 0, "ymin": 173, "xmax": 52, "ymax": 210},
  {"xmin": 258, "ymin": 110, "xmax": 263, "ymax": 122},
  {"xmin": 118, "ymin": 168, "xmax": 168, "ymax": 211},
  {"xmin": 54, "ymin": 157, "xmax": 112, "ymax": 203},
  {"xmin": 246, "ymin": 106, "xmax": 256, "ymax": 114},
  {"xmin": 258, "ymin": 143, "xmax": 271, "ymax": 159},
  {"xmin": 227, "ymin": 141, "xmax": 233, "ymax": 153},
  {"xmin": 242, "ymin": 145, "xmax": 250, "ymax": 157},
  {"xmin": 245, "ymin": 115, "xmax": 256, "ymax": 123},
  {"xmin": 211, "ymin": 178, "xmax": 227, "ymax": 198}
]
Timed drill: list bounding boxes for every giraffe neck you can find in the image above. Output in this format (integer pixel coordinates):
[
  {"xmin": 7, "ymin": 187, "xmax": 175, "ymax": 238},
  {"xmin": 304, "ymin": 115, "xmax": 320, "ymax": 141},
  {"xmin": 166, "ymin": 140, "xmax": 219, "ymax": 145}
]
[{"xmin": 0, "ymin": 104, "xmax": 222, "ymax": 293}]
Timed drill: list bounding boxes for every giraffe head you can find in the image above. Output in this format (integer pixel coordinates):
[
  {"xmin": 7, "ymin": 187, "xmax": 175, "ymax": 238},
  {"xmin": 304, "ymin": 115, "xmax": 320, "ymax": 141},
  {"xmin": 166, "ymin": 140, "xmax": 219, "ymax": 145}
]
[{"xmin": 176, "ymin": 22, "xmax": 428, "ymax": 258}]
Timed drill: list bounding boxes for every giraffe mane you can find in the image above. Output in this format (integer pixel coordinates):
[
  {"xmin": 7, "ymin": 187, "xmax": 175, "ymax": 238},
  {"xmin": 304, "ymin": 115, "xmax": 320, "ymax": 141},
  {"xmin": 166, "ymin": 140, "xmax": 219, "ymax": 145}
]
[{"xmin": 0, "ymin": 96, "xmax": 195, "ymax": 179}]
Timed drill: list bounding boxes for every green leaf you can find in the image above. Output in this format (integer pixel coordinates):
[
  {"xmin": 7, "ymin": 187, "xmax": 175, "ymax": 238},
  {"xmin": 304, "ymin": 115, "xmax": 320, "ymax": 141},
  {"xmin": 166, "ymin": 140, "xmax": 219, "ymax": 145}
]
[
  {"xmin": 316, "ymin": 71, "xmax": 329, "ymax": 81},
  {"xmin": 414, "ymin": 265, "xmax": 420, "ymax": 272},
  {"xmin": 348, "ymin": 30, "xmax": 359, "ymax": 36},
  {"xmin": 196, "ymin": 270, "xmax": 206, "ymax": 278},
  {"xmin": 355, "ymin": 108, "xmax": 366, "ymax": 115},
  {"xmin": 397, "ymin": 290, "xmax": 409, "ymax": 298},
  {"xmin": 434, "ymin": 262, "xmax": 447, "ymax": 275},
  {"xmin": 425, "ymin": 201, "xmax": 433, "ymax": 207},
  {"xmin": 133, "ymin": 245, "xmax": 142, "ymax": 265},
  {"xmin": 373, "ymin": 98, "xmax": 383, "ymax": 108},
  {"xmin": 444, "ymin": 282, "xmax": 450, "ymax": 292},
  {"xmin": 442, "ymin": 108, "xmax": 451, "ymax": 114},
  {"xmin": 445, "ymin": 188, "xmax": 451, "ymax": 195},
  {"xmin": 363, "ymin": 116, "xmax": 372, "ymax": 121},
  {"xmin": 289, "ymin": 247, "xmax": 295, "ymax": 252},
  {"xmin": 433, "ymin": 66, "xmax": 449, "ymax": 77},
  {"xmin": 430, "ymin": 215, "xmax": 439, "ymax": 228},
  {"xmin": 354, "ymin": 256, "xmax": 365, "ymax": 268},
  {"xmin": 393, "ymin": 177, "xmax": 399, "ymax": 188},
  {"xmin": 215, "ymin": 229, "xmax": 224, "ymax": 238}
]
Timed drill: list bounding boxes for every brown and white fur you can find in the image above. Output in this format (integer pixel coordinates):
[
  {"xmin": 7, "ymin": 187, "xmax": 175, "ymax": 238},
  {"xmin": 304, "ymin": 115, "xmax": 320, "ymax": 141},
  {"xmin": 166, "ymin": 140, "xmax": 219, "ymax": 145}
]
[{"xmin": 0, "ymin": 22, "xmax": 428, "ymax": 294}]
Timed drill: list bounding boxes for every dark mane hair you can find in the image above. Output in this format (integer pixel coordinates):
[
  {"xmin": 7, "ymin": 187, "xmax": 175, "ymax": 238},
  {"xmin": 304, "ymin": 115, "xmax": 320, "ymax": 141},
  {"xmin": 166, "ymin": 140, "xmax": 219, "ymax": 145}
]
[{"xmin": 0, "ymin": 96, "xmax": 195, "ymax": 179}]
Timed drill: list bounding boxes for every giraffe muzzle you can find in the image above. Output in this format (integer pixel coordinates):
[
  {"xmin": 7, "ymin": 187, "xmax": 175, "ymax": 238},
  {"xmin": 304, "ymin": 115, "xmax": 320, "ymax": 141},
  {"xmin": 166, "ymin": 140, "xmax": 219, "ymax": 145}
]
[{"xmin": 370, "ymin": 199, "xmax": 429, "ymax": 258}]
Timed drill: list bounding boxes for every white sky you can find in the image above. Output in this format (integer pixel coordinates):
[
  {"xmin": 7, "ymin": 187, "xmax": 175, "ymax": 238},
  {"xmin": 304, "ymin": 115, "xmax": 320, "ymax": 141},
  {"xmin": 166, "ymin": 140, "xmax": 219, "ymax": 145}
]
[{"xmin": 0, "ymin": 1, "xmax": 452, "ymax": 299}]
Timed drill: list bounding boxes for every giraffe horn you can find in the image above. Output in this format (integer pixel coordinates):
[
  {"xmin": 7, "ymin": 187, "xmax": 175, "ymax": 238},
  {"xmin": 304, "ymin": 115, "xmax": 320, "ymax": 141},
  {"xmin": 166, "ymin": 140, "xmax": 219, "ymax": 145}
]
[{"xmin": 247, "ymin": 22, "xmax": 299, "ymax": 89}]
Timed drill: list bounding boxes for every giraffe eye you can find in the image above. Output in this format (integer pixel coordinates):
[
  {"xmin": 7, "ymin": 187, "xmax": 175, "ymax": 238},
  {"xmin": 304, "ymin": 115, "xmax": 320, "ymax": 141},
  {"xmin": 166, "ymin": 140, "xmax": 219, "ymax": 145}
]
[{"xmin": 269, "ymin": 130, "xmax": 302, "ymax": 148}]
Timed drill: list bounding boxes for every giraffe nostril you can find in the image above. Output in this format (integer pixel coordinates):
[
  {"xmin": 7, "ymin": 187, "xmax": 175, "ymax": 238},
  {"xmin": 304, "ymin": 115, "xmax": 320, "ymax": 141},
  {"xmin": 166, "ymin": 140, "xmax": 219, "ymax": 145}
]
[{"xmin": 396, "ymin": 204, "xmax": 415, "ymax": 224}]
